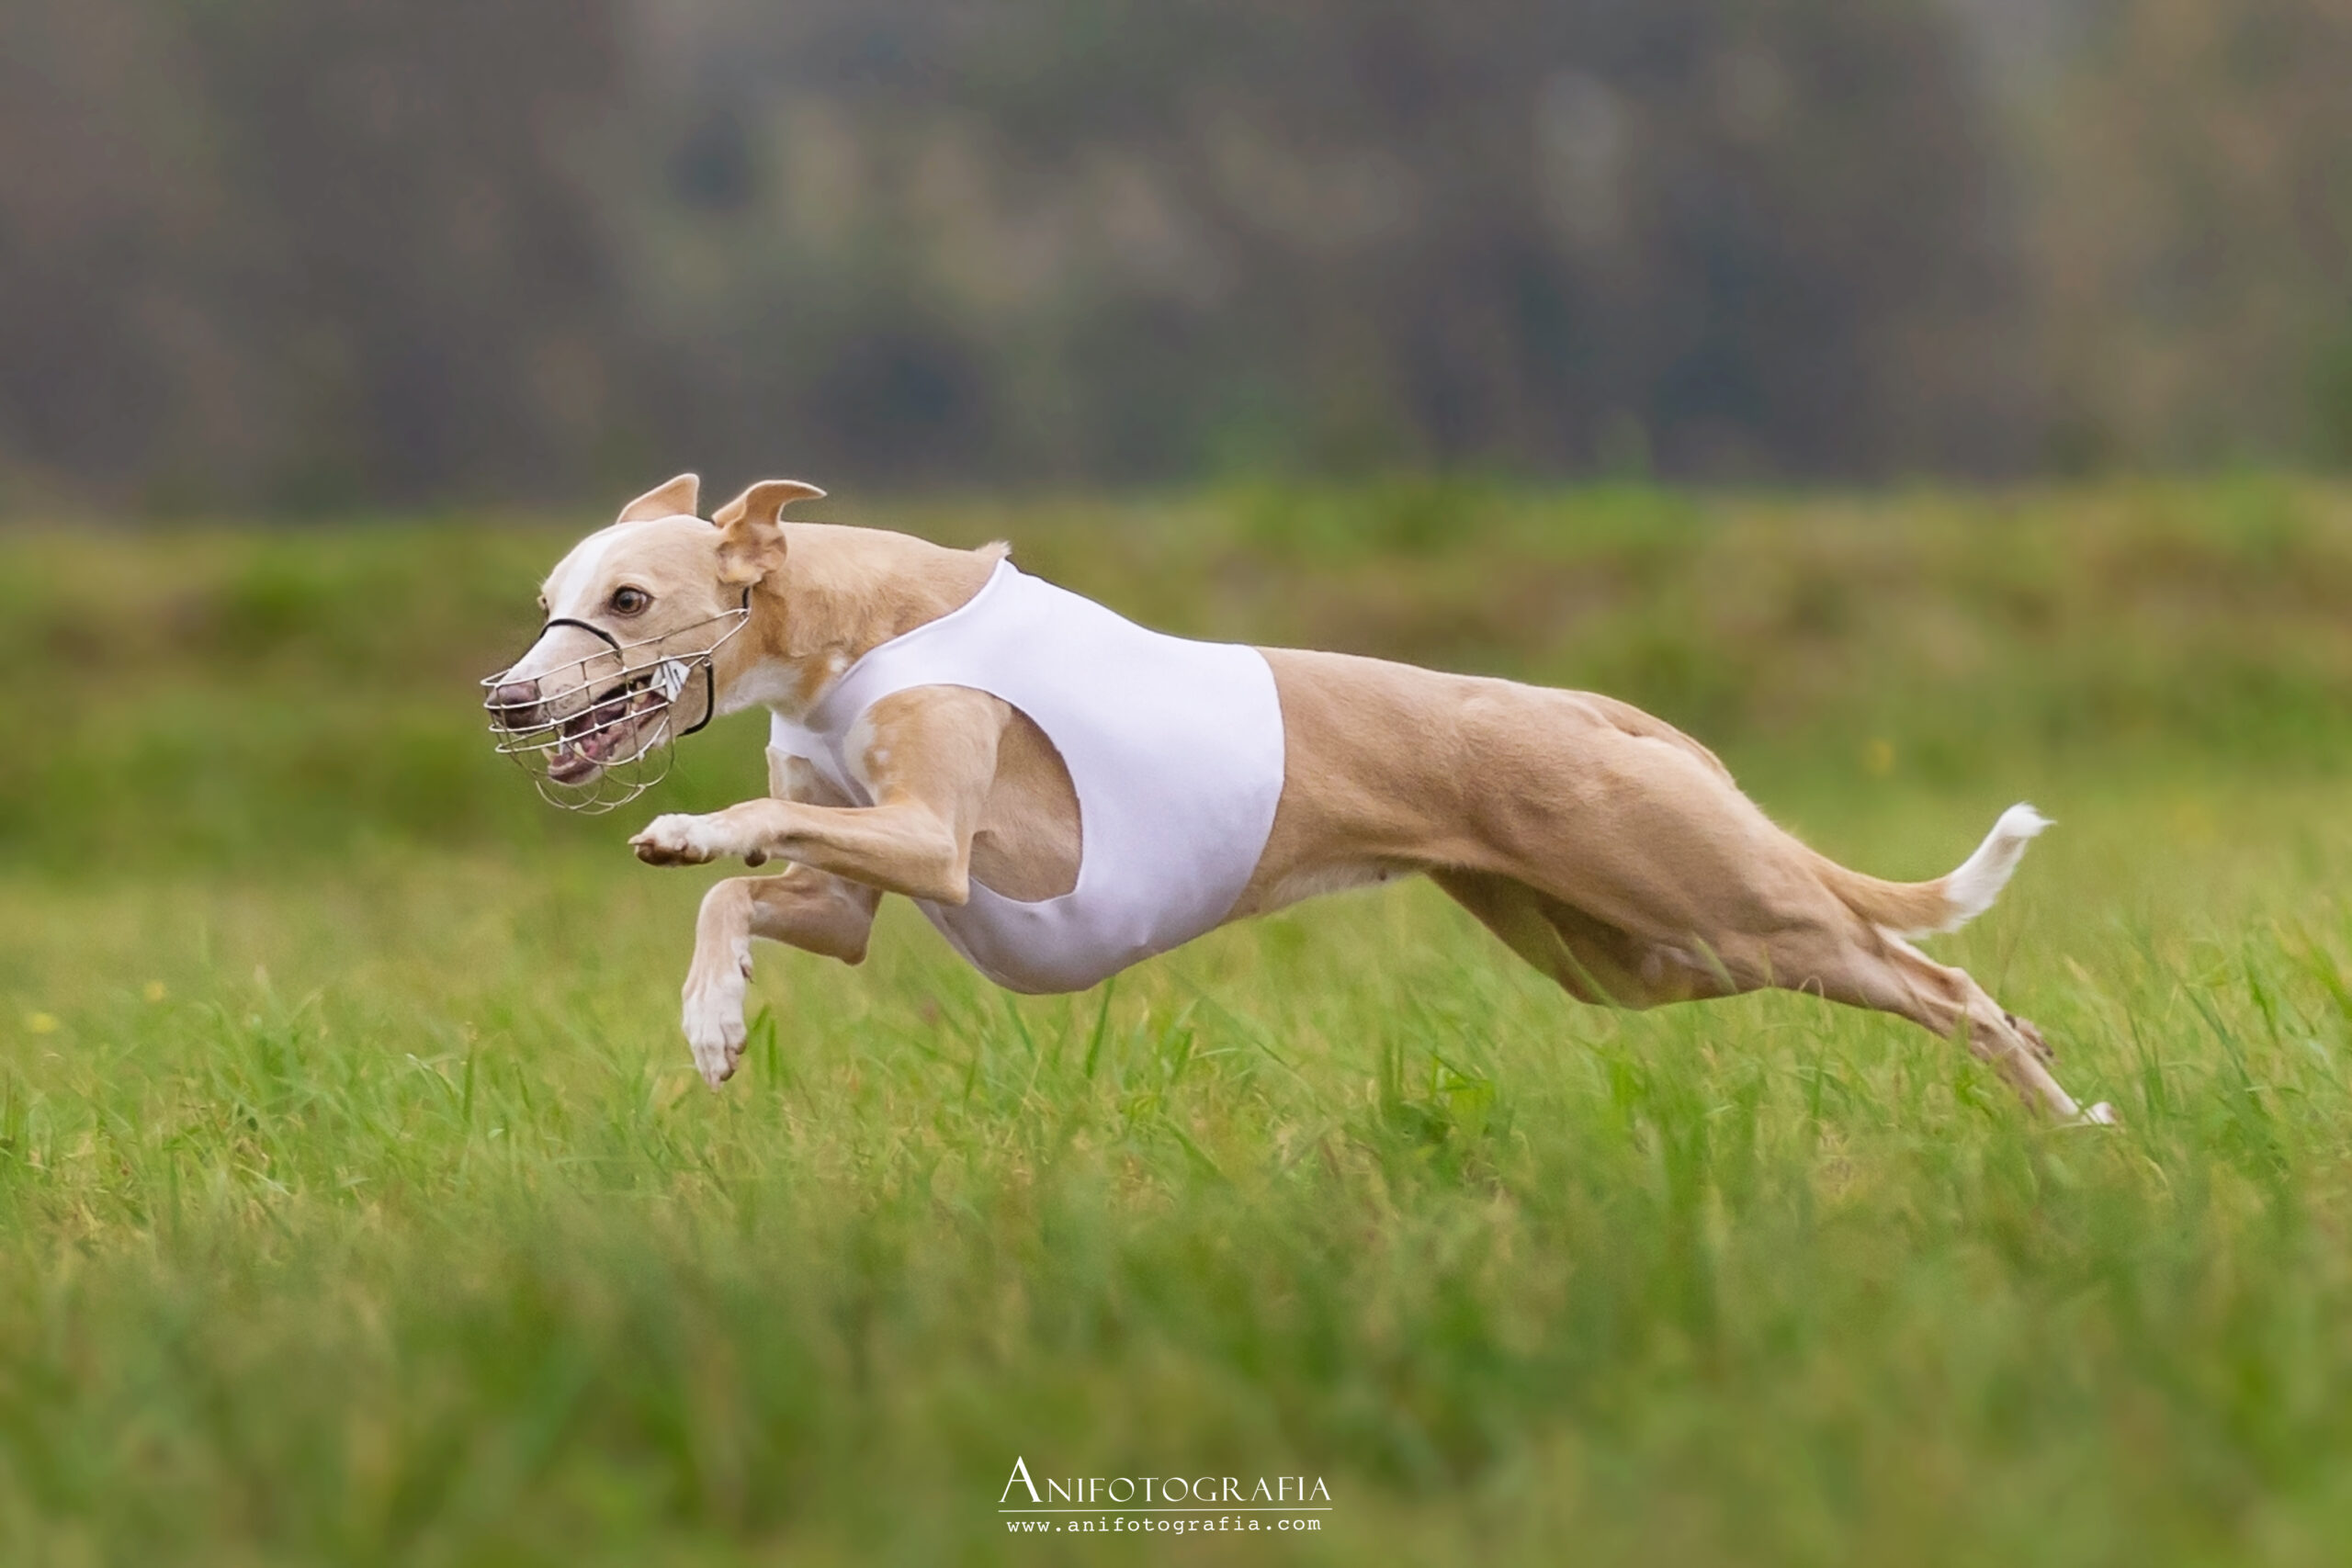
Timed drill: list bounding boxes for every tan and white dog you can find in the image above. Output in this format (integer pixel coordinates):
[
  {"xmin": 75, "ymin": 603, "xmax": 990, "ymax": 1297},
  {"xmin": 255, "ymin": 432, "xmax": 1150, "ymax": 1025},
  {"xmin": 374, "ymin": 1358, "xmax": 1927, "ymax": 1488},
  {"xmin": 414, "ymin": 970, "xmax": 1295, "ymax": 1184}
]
[{"xmin": 487, "ymin": 475, "xmax": 2113, "ymax": 1123}]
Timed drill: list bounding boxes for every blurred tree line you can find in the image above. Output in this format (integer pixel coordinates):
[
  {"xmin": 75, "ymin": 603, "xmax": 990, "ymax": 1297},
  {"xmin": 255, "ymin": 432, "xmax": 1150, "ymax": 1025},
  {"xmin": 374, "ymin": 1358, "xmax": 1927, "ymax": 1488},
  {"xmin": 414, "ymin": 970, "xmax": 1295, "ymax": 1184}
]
[{"xmin": 1, "ymin": 0, "xmax": 2345, "ymax": 510}]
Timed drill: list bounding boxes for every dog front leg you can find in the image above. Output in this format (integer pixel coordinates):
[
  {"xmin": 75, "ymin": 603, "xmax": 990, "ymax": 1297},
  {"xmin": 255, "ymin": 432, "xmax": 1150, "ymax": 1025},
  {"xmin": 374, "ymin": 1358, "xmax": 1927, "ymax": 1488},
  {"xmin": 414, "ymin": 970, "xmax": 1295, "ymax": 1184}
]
[
  {"xmin": 683, "ymin": 869, "xmax": 882, "ymax": 1088},
  {"xmin": 633, "ymin": 686, "xmax": 1005, "ymax": 904},
  {"xmin": 633, "ymin": 796, "xmax": 975, "ymax": 903}
]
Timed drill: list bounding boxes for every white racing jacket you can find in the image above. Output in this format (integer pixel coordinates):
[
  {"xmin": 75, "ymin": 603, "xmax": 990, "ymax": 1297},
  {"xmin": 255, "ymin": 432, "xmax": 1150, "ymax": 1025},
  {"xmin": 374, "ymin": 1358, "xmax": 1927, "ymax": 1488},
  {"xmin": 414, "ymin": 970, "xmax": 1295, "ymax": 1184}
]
[{"xmin": 769, "ymin": 560, "xmax": 1286, "ymax": 993}]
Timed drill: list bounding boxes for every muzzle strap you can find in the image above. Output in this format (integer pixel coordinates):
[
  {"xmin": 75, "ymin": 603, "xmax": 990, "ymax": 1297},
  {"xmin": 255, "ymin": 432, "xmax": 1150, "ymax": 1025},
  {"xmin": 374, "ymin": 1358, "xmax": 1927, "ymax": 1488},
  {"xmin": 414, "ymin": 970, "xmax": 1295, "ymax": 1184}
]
[{"xmin": 536, "ymin": 616, "xmax": 624, "ymax": 653}]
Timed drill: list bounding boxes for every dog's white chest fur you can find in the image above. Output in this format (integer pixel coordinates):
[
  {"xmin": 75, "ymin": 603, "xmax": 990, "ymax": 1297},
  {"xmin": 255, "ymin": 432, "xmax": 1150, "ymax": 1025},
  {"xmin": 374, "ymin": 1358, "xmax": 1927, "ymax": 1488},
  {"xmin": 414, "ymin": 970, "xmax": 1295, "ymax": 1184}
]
[{"xmin": 769, "ymin": 562, "xmax": 1286, "ymax": 993}]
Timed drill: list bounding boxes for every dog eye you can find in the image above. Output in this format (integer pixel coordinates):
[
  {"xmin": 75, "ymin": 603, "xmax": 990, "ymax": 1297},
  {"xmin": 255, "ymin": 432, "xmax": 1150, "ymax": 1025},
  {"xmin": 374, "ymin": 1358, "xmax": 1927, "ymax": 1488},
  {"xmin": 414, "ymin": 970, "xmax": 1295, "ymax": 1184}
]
[{"xmin": 610, "ymin": 586, "xmax": 650, "ymax": 615}]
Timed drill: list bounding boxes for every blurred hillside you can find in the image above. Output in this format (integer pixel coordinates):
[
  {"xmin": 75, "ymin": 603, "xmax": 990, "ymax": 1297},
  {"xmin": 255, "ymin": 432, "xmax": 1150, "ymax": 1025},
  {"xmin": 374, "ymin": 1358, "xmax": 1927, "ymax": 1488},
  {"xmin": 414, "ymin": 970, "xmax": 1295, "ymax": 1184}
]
[
  {"xmin": 7, "ymin": 479, "xmax": 2349, "ymax": 874},
  {"xmin": 3, "ymin": 1, "xmax": 2346, "ymax": 510}
]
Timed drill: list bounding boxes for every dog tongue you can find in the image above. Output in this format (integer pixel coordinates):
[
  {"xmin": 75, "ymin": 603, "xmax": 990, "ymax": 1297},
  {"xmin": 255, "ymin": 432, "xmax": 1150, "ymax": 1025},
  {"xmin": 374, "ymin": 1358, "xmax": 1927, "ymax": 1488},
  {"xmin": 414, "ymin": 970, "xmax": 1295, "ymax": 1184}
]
[{"xmin": 548, "ymin": 736, "xmax": 605, "ymax": 783}]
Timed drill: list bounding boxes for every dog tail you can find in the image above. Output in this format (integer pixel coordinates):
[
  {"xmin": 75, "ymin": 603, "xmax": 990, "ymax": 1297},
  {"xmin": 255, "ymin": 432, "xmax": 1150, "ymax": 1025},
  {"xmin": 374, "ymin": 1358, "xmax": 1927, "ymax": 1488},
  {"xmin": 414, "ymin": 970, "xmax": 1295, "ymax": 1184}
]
[{"xmin": 1819, "ymin": 803, "xmax": 2052, "ymax": 941}]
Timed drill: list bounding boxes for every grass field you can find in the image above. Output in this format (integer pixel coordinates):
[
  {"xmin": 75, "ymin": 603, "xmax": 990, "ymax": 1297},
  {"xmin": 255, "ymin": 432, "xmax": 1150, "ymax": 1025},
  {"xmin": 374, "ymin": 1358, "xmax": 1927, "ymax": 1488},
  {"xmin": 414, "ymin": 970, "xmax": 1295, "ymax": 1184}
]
[{"xmin": 10, "ymin": 479, "xmax": 2352, "ymax": 1563}]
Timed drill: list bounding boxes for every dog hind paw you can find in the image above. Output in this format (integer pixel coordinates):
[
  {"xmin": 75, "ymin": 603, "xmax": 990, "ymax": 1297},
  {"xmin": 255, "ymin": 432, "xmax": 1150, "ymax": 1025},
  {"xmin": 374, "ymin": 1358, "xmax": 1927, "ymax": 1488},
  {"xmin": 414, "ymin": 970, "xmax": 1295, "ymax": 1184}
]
[{"xmin": 2004, "ymin": 1011, "xmax": 2054, "ymax": 1062}]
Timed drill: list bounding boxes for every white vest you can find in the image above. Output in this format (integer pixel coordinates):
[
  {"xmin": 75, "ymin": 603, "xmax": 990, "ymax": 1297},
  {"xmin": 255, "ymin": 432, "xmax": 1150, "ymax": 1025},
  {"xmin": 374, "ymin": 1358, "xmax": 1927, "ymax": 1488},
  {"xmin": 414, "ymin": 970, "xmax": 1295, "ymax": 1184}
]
[{"xmin": 769, "ymin": 561, "xmax": 1286, "ymax": 993}]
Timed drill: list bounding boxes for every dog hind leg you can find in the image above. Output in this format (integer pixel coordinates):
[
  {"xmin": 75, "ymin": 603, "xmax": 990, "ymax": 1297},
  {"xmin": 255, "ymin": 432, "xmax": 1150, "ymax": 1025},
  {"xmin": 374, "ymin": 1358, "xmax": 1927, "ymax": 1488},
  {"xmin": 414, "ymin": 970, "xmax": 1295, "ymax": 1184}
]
[
  {"xmin": 1435, "ymin": 716, "xmax": 2106, "ymax": 1118},
  {"xmin": 1430, "ymin": 870, "xmax": 1730, "ymax": 1009},
  {"xmin": 1737, "ymin": 920, "xmax": 2114, "ymax": 1122}
]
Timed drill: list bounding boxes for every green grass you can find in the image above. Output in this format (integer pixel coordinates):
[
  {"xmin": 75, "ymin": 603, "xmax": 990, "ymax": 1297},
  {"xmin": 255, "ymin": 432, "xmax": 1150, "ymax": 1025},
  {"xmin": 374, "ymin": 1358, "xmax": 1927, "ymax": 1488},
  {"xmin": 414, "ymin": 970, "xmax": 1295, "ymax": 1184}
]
[{"xmin": 11, "ymin": 479, "xmax": 2352, "ymax": 1563}]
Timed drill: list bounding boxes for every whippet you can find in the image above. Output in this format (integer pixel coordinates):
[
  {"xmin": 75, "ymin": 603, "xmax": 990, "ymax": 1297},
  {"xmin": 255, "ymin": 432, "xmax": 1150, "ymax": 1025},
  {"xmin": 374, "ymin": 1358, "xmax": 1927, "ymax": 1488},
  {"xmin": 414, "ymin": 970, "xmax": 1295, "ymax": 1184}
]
[{"xmin": 484, "ymin": 475, "xmax": 2112, "ymax": 1123}]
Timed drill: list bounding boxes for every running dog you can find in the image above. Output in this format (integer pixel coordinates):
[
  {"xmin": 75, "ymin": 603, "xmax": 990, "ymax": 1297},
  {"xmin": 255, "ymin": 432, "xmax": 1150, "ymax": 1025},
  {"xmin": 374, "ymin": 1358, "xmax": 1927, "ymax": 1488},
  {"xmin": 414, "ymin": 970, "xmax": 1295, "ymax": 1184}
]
[{"xmin": 483, "ymin": 475, "xmax": 2113, "ymax": 1122}]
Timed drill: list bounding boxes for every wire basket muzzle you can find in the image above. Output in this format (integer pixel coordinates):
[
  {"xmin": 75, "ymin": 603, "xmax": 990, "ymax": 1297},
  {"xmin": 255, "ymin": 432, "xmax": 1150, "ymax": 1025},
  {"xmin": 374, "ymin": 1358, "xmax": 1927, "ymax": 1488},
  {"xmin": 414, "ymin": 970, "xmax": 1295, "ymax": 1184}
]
[{"xmin": 481, "ymin": 604, "xmax": 748, "ymax": 814}]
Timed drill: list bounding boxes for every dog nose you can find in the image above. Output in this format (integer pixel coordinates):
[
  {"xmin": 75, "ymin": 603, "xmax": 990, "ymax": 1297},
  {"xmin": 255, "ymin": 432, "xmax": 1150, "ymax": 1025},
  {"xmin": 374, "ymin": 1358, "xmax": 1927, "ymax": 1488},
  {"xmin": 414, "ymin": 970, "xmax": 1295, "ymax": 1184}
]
[{"xmin": 486, "ymin": 677, "xmax": 542, "ymax": 728}]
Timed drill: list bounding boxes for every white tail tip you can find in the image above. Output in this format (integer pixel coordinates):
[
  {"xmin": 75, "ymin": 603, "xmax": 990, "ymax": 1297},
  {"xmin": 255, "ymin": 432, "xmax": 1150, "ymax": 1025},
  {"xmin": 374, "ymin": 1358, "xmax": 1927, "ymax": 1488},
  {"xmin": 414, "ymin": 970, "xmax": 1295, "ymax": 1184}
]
[
  {"xmin": 1914, "ymin": 802, "xmax": 2052, "ymax": 937},
  {"xmin": 1992, "ymin": 803, "xmax": 2054, "ymax": 841}
]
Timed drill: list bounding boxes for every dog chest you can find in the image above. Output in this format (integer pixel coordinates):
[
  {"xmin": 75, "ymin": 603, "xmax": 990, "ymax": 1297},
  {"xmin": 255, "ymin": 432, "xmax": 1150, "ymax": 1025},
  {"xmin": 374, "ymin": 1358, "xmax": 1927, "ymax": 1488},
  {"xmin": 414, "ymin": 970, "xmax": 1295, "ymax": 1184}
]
[{"xmin": 769, "ymin": 562, "xmax": 1285, "ymax": 993}]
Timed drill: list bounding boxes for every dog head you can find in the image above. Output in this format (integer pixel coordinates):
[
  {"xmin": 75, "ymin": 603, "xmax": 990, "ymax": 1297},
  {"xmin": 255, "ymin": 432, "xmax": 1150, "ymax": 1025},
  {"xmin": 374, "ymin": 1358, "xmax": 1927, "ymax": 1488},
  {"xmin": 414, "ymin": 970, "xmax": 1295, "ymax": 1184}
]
[{"xmin": 483, "ymin": 473, "xmax": 823, "ymax": 808}]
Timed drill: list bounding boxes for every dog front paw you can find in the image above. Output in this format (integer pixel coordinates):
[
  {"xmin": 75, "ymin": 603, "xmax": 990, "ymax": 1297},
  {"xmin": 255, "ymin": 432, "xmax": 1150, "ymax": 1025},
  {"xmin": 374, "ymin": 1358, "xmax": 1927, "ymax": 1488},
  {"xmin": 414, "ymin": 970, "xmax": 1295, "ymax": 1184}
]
[
  {"xmin": 633, "ymin": 813, "xmax": 729, "ymax": 865},
  {"xmin": 682, "ymin": 954, "xmax": 752, "ymax": 1089}
]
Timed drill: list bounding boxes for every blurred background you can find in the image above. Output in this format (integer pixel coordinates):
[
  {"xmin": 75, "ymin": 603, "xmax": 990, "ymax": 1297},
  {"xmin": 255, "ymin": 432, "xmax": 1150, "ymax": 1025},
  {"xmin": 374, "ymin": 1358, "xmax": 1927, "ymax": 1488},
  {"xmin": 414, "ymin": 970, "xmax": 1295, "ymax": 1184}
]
[
  {"xmin": 13, "ymin": 12, "xmax": 2352, "ymax": 1560},
  {"xmin": 5, "ymin": 0, "xmax": 2347, "ymax": 514}
]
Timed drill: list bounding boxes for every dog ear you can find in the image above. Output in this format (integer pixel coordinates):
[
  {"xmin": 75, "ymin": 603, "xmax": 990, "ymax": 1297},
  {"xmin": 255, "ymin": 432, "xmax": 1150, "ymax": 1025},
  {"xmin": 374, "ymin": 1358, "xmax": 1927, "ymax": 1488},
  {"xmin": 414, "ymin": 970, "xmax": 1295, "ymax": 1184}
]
[
  {"xmin": 712, "ymin": 479, "xmax": 826, "ymax": 586},
  {"xmin": 615, "ymin": 473, "xmax": 702, "ymax": 524}
]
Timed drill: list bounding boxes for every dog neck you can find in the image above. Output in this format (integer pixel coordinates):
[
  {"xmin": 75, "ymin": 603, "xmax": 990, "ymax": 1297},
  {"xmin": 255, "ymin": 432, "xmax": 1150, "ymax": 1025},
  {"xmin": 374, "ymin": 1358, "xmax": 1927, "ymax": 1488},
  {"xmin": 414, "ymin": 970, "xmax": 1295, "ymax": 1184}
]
[{"xmin": 718, "ymin": 523, "xmax": 1007, "ymax": 719}]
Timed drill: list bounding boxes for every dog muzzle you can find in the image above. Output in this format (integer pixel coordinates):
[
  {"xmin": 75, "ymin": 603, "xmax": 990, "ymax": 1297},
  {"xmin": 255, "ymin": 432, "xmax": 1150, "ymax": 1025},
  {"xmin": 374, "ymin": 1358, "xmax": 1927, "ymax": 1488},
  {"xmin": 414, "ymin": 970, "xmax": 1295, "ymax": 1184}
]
[{"xmin": 481, "ymin": 597, "xmax": 750, "ymax": 813}]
